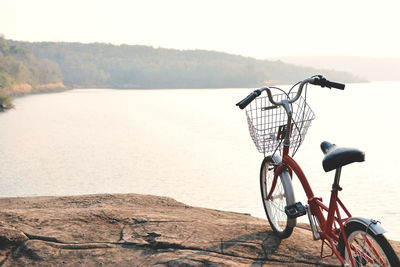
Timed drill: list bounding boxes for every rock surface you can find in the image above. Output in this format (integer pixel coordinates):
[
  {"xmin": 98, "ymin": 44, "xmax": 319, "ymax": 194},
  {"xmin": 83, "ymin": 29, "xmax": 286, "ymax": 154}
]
[{"xmin": 0, "ymin": 194, "xmax": 398, "ymax": 266}]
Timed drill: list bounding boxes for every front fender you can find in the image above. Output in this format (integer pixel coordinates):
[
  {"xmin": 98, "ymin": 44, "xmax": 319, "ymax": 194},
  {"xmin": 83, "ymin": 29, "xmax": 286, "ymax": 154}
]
[{"xmin": 345, "ymin": 217, "xmax": 386, "ymax": 235}]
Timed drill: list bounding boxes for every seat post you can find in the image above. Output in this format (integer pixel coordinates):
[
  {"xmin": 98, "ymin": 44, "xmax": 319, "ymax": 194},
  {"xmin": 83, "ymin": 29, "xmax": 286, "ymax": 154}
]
[{"xmin": 332, "ymin": 167, "xmax": 342, "ymax": 191}]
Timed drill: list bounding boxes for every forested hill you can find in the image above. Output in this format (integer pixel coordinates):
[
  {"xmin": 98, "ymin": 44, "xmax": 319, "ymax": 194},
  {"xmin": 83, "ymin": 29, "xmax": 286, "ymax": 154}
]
[
  {"xmin": 0, "ymin": 39, "xmax": 65, "ymax": 92},
  {"xmin": 10, "ymin": 40, "xmax": 363, "ymax": 89},
  {"xmin": 0, "ymin": 38, "xmax": 67, "ymax": 109}
]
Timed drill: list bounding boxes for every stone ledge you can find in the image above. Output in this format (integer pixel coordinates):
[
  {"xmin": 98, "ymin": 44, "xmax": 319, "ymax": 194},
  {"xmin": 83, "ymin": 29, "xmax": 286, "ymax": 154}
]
[{"xmin": 0, "ymin": 193, "xmax": 398, "ymax": 266}]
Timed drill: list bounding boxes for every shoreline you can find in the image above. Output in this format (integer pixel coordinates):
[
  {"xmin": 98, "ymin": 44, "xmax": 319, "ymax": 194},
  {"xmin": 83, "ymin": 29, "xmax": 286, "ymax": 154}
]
[{"xmin": 0, "ymin": 83, "xmax": 69, "ymax": 112}]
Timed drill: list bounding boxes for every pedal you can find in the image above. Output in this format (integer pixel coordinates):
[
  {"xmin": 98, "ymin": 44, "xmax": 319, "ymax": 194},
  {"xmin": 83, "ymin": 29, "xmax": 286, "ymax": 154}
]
[{"xmin": 285, "ymin": 202, "xmax": 307, "ymax": 218}]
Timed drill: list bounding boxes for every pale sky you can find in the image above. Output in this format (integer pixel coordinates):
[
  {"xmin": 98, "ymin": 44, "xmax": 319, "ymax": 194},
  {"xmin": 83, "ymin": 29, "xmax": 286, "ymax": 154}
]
[{"xmin": 1, "ymin": 0, "xmax": 399, "ymax": 59}]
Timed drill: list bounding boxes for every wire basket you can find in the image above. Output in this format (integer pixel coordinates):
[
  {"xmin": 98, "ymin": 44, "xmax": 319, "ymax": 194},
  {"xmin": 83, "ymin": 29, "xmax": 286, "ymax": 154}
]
[{"xmin": 245, "ymin": 92, "xmax": 315, "ymax": 155}]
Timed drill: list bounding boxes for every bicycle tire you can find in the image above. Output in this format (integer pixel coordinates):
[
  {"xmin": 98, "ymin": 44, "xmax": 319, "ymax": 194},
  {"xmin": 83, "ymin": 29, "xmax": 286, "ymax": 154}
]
[
  {"xmin": 339, "ymin": 221, "xmax": 400, "ymax": 266},
  {"xmin": 260, "ymin": 155, "xmax": 296, "ymax": 239}
]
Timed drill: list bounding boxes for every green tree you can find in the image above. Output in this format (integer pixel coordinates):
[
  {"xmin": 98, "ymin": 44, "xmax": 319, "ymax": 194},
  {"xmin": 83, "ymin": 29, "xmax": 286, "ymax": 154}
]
[{"xmin": 0, "ymin": 72, "xmax": 14, "ymax": 88}]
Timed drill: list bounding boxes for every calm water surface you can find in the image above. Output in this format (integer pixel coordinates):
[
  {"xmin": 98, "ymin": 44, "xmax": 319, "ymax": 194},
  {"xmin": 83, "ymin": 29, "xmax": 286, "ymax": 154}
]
[{"xmin": 0, "ymin": 82, "xmax": 399, "ymax": 240}]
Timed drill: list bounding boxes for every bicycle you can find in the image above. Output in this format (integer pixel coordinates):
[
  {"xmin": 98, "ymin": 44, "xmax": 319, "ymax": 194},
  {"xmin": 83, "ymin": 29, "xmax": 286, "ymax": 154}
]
[{"xmin": 236, "ymin": 75, "xmax": 400, "ymax": 267}]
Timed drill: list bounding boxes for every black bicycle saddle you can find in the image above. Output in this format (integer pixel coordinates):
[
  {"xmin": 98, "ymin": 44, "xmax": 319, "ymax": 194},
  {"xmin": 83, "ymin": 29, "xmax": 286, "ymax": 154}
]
[{"xmin": 320, "ymin": 141, "xmax": 365, "ymax": 172}]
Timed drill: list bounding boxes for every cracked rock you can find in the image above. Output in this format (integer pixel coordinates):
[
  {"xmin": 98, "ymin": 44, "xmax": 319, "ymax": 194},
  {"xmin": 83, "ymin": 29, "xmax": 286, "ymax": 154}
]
[
  {"xmin": 0, "ymin": 193, "xmax": 398, "ymax": 266},
  {"xmin": 0, "ymin": 226, "xmax": 29, "ymax": 248}
]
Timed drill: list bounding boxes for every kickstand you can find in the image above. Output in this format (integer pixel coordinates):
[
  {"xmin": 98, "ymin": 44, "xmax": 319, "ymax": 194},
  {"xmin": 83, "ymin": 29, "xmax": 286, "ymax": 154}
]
[{"xmin": 320, "ymin": 239, "xmax": 334, "ymax": 259}]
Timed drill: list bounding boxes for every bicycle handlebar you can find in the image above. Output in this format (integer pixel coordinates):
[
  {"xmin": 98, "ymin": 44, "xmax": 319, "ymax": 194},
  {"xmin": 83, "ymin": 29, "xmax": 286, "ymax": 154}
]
[
  {"xmin": 236, "ymin": 89, "xmax": 262, "ymax": 109},
  {"xmin": 310, "ymin": 75, "xmax": 345, "ymax": 90},
  {"xmin": 236, "ymin": 75, "xmax": 345, "ymax": 109}
]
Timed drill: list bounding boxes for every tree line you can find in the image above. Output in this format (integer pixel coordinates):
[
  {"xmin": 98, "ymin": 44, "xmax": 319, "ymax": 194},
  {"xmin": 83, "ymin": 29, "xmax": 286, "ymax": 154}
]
[
  {"xmin": 0, "ymin": 38, "xmax": 66, "ymax": 109},
  {"xmin": 10, "ymin": 40, "xmax": 362, "ymax": 89},
  {"xmin": 0, "ymin": 38, "xmax": 63, "ymax": 92}
]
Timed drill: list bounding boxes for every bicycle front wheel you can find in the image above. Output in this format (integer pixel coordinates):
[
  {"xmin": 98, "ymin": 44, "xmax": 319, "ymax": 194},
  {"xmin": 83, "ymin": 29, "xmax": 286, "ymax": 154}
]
[
  {"xmin": 260, "ymin": 155, "xmax": 296, "ymax": 239},
  {"xmin": 340, "ymin": 221, "xmax": 400, "ymax": 266}
]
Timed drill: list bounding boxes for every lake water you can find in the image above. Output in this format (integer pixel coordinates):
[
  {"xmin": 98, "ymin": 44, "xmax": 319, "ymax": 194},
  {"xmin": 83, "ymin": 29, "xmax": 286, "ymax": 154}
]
[{"xmin": 0, "ymin": 82, "xmax": 399, "ymax": 241}]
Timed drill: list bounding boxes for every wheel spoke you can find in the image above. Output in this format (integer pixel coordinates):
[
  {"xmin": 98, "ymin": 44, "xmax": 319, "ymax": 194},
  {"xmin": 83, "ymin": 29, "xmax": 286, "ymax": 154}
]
[
  {"xmin": 346, "ymin": 230, "xmax": 392, "ymax": 266},
  {"xmin": 263, "ymin": 164, "xmax": 287, "ymax": 231},
  {"xmin": 261, "ymin": 157, "xmax": 295, "ymax": 238}
]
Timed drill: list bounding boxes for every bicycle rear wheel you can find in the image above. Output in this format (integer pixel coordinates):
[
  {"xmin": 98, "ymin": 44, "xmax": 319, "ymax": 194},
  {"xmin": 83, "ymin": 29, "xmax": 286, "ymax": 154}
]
[
  {"xmin": 339, "ymin": 221, "xmax": 400, "ymax": 266},
  {"xmin": 260, "ymin": 155, "xmax": 296, "ymax": 238}
]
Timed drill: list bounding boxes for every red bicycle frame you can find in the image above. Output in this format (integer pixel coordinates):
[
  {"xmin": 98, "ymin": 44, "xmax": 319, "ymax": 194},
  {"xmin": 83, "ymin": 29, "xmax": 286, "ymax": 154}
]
[{"xmin": 268, "ymin": 145, "xmax": 356, "ymax": 266}]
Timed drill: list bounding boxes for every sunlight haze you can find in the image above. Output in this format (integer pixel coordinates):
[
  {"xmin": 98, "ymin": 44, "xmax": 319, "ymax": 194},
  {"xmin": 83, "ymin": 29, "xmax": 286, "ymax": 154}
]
[
  {"xmin": 1, "ymin": 0, "xmax": 400, "ymax": 59},
  {"xmin": 2, "ymin": 0, "xmax": 400, "ymax": 263}
]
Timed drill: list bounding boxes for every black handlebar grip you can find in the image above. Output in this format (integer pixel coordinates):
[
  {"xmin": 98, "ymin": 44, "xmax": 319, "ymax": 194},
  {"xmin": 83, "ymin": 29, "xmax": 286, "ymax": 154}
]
[
  {"xmin": 320, "ymin": 141, "xmax": 336, "ymax": 155},
  {"xmin": 236, "ymin": 90, "xmax": 261, "ymax": 109},
  {"xmin": 326, "ymin": 80, "xmax": 345, "ymax": 90},
  {"xmin": 310, "ymin": 76, "xmax": 345, "ymax": 90}
]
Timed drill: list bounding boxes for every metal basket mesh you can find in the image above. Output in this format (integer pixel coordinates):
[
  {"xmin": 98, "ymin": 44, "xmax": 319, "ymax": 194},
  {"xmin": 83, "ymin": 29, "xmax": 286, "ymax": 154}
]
[{"xmin": 245, "ymin": 92, "xmax": 315, "ymax": 154}]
